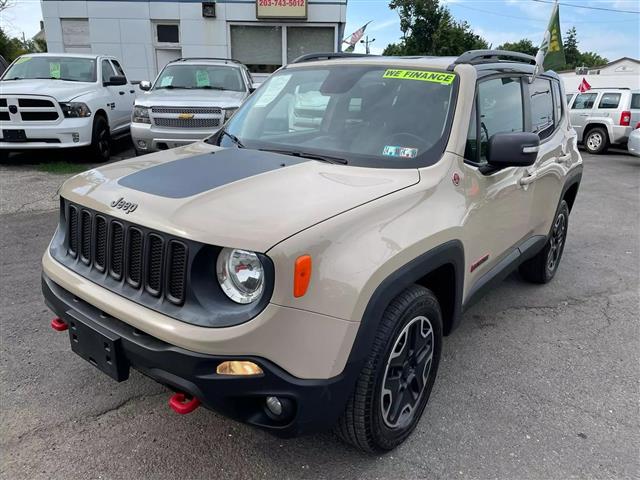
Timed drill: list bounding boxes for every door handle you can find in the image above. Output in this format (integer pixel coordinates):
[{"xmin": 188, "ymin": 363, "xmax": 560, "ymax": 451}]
[
  {"xmin": 557, "ymin": 153, "xmax": 572, "ymax": 164},
  {"xmin": 129, "ymin": 90, "xmax": 135, "ymax": 94},
  {"xmin": 119, "ymin": 91, "xmax": 125, "ymax": 95},
  {"xmin": 519, "ymin": 172, "xmax": 538, "ymax": 186}
]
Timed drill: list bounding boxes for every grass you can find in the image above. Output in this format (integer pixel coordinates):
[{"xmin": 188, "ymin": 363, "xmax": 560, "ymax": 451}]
[{"xmin": 36, "ymin": 161, "xmax": 89, "ymax": 175}]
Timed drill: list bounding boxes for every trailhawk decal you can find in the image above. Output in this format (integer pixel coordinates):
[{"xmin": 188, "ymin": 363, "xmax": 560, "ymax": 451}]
[{"xmin": 382, "ymin": 69, "xmax": 456, "ymax": 85}]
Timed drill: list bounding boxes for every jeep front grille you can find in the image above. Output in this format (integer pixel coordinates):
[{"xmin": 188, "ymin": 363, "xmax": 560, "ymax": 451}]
[{"xmin": 62, "ymin": 202, "xmax": 188, "ymax": 305}]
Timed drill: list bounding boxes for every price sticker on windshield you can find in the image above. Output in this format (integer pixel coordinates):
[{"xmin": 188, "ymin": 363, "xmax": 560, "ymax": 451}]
[
  {"xmin": 50, "ymin": 63, "xmax": 61, "ymax": 79},
  {"xmin": 196, "ymin": 70, "xmax": 210, "ymax": 87},
  {"xmin": 383, "ymin": 69, "xmax": 455, "ymax": 85}
]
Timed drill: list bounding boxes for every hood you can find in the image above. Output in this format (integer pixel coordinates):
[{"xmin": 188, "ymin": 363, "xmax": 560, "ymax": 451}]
[
  {"xmin": 0, "ymin": 79, "xmax": 97, "ymax": 101},
  {"xmin": 59, "ymin": 142, "xmax": 419, "ymax": 252},
  {"xmin": 136, "ymin": 89, "xmax": 246, "ymax": 108}
]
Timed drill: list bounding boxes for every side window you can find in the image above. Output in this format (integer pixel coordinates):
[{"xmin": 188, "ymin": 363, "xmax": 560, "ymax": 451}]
[
  {"xmin": 598, "ymin": 93, "xmax": 621, "ymax": 109},
  {"xmin": 477, "ymin": 77, "xmax": 524, "ymax": 161},
  {"xmin": 110, "ymin": 60, "xmax": 127, "ymax": 81},
  {"xmin": 572, "ymin": 93, "xmax": 597, "ymax": 110},
  {"xmin": 101, "ymin": 59, "xmax": 115, "ymax": 83},
  {"xmin": 552, "ymin": 81, "xmax": 563, "ymax": 126},
  {"xmin": 529, "ymin": 78, "xmax": 554, "ymax": 139},
  {"xmin": 631, "ymin": 94, "xmax": 640, "ymax": 109}
]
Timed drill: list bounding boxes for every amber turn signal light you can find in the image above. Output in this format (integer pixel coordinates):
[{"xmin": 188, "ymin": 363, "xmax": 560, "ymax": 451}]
[
  {"xmin": 293, "ymin": 255, "xmax": 312, "ymax": 298},
  {"xmin": 216, "ymin": 361, "xmax": 263, "ymax": 376}
]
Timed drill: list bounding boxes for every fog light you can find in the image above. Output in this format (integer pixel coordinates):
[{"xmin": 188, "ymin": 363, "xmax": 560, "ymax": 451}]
[
  {"xmin": 216, "ymin": 360, "xmax": 263, "ymax": 376},
  {"xmin": 137, "ymin": 140, "xmax": 147, "ymax": 149},
  {"xmin": 265, "ymin": 396, "xmax": 283, "ymax": 416},
  {"xmin": 72, "ymin": 132, "xmax": 79, "ymax": 143}
]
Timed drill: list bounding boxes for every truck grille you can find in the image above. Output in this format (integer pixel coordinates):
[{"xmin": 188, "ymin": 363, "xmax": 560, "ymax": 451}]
[
  {"xmin": 151, "ymin": 106, "xmax": 222, "ymax": 114},
  {"xmin": 0, "ymin": 95, "xmax": 60, "ymax": 122},
  {"xmin": 64, "ymin": 202, "xmax": 188, "ymax": 305},
  {"xmin": 153, "ymin": 117, "xmax": 220, "ymax": 129}
]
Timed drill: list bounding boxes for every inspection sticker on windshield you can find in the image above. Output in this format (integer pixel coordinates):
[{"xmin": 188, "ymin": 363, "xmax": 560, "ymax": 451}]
[
  {"xmin": 383, "ymin": 145, "xmax": 418, "ymax": 158},
  {"xmin": 383, "ymin": 69, "xmax": 455, "ymax": 85}
]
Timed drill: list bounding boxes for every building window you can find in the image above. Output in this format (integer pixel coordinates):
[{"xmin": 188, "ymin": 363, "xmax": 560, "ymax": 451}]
[
  {"xmin": 61, "ymin": 19, "xmax": 90, "ymax": 53},
  {"xmin": 157, "ymin": 24, "xmax": 179, "ymax": 43},
  {"xmin": 231, "ymin": 25, "xmax": 282, "ymax": 74},
  {"xmin": 286, "ymin": 27, "xmax": 335, "ymax": 63}
]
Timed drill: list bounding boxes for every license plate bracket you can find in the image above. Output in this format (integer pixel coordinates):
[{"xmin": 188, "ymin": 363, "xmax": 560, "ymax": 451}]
[
  {"xmin": 67, "ymin": 312, "xmax": 130, "ymax": 382},
  {"xmin": 2, "ymin": 129, "xmax": 27, "ymax": 142}
]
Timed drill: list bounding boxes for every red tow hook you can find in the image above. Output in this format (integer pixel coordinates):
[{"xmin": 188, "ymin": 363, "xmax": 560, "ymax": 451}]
[
  {"xmin": 51, "ymin": 317, "xmax": 68, "ymax": 332},
  {"xmin": 169, "ymin": 392, "xmax": 201, "ymax": 415}
]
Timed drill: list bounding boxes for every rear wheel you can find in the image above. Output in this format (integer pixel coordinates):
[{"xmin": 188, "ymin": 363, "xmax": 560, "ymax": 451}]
[
  {"xmin": 335, "ymin": 285, "xmax": 443, "ymax": 453},
  {"xmin": 584, "ymin": 127, "xmax": 608, "ymax": 154},
  {"xmin": 520, "ymin": 200, "xmax": 570, "ymax": 284},
  {"xmin": 88, "ymin": 116, "xmax": 111, "ymax": 162}
]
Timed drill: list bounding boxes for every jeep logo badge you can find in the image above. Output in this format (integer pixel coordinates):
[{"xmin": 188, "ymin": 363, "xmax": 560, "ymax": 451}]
[{"xmin": 110, "ymin": 197, "xmax": 138, "ymax": 214}]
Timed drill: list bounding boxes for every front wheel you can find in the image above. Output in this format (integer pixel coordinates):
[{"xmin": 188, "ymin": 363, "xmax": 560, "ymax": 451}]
[
  {"xmin": 88, "ymin": 116, "xmax": 111, "ymax": 162},
  {"xmin": 520, "ymin": 200, "xmax": 570, "ymax": 284},
  {"xmin": 335, "ymin": 285, "xmax": 443, "ymax": 453}
]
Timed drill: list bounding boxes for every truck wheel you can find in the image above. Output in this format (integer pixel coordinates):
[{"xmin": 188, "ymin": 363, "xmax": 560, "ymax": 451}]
[
  {"xmin": 520, "ymin": 200, "xmax": 570, "ymax": 284},
  {"xmin": 335, "ymin": 285, "xmax": 443, "ymax": 453},
  {"xmin": 584, "ymin": 127, "xmax": 608, "ymax": 154},
  {"xmin": 89, "ymin": 116, "xmax": 111, "ymax": 162}
]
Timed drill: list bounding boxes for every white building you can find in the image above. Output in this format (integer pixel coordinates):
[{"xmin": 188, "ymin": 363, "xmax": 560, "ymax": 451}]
[
  {"xmin": 40, "ymin": 0, "xmax": 347, "ymax": 82},
  {"xmin": 558, "ymin": 57, "xmax": 640, "ymax": 93}
]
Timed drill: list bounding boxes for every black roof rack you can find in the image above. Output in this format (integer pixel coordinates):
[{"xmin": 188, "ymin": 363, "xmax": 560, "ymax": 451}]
[
  {"xmin": 453, "ymin": 49, "xmax": 537, "ymax": 66},
  {"xmin": 290, "ymin": 52, "xmax": 375, "ymax": 64},
  {"xmin": 169, "ymin": 57, "xmax": 242, "ymax": 64}
]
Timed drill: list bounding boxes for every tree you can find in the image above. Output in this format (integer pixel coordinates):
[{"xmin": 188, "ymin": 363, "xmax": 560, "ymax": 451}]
[
  {"xmin": 564, "ymin": 27, "xmax": 580, "ymax": 68},
  {"xmin": 0, "ymin": 27, "xmax": 46, "ymax": 62},
  {"xmin": 497, "ymin": 39, "xmax": 538, "ymax": 57},
  {"xmin": 382, "ymin": 0, "xmax": 487, "ymax": 56},
  {"xmin": 579, "ymin": 51, "xmax": 608, "ymax": 68}
]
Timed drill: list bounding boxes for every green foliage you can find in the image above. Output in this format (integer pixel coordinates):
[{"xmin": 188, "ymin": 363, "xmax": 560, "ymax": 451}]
[
  {"xmin": 382, "ymin": 0, "xmax": 488, "ymax": 56},
  {"xmin": 497, "ymin": 39, "xmax": 538, "ymax": 57},
  {"xmin": 0, "ymin": 27, "xmax": 46, "ymax": 63},
  {"xmin": 495, "ymin": 27, "xmax": 607, "ymax": 70}
]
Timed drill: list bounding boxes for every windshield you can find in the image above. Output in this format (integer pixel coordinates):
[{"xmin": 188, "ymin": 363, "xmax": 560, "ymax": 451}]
[
  {"xmin": 2, "ymin": 56, "xmax": 97, "ymax": 82},
  {"xmin": 213, "ymin": 65, "xmax": 457, "ymax": 167},
  {"xmin": 154, "ymin": 64, "xmax": 245, "ymax": 91}
]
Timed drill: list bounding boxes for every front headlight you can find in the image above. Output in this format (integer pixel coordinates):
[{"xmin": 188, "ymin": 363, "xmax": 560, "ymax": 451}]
[
  {"xmin": 224, "ymin": 107, "xmax": 237, "ymax": 122},
  {"xmin": 216, "ymin": 248, "xmax": 264, "ymax": 304},
  {"xmin": 132, "ymin": 105, "xmax": 150, "ymax": 124},
  {"xmin": 59, "ymin": 102, "xmax": 92, "ymax": 118}
]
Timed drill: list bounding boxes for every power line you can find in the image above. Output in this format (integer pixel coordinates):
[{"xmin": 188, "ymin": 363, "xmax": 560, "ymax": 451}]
[
  {"xmin": 454, "ymin": 3, "xmax": 640, "ymax": 23},
  {"xmin": 530, "ymin": 0, "xmax": 640, "ymax": 15}
]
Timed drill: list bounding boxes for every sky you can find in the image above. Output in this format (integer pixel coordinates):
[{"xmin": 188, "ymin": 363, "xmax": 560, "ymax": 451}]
[{"xmin": 1, "ymin": 0, "xmax": 639, "ymax": 62}]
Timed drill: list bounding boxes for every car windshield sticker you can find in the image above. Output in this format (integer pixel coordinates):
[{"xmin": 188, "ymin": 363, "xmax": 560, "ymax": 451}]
[
  {"xmin": 15, "ymin": 56, "xmax": 32, "ymax": 65},
  {"xmin": 254, "ymin": 74, "xmax": 292, "ymax": 107},
  {"xmin": 383, "ymin": 145, "xmax": 418, "ymax": 158},
  {"xmin": 159, "ymin": 75, "xmax": 173, "ymax": 87},
  {"xmin": 196, "ymin": 70, "xmax": 210, "ymax": 87},
  {"xmin": 49, "ymin": 63, "xmax": 61, "ymax": 79},
  {"xmin": 383, "ymin": 69, "xmax": 456, "ymax": 85}
]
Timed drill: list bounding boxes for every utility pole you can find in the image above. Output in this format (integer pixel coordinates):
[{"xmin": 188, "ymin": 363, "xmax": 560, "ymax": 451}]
[{"xmin": 359, "ymin": 35, "xmax": 375, "ymax": 55}]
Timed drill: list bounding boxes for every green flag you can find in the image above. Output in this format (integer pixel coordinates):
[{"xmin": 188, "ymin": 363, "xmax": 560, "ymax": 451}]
[{"xmin": 540, "ymin": 2, "xmax": 566, "ymax": 70}]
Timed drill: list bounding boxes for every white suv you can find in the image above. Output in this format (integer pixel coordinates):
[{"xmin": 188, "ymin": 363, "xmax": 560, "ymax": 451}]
[{"xmin": 0, "ymin": 53, "xmax": 135, "ymax": 161}]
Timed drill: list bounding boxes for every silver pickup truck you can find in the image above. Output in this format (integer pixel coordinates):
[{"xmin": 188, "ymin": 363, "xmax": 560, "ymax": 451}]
[{"xmin": 131, "ymin": 58, "xmax": 253, "ymax": 154}]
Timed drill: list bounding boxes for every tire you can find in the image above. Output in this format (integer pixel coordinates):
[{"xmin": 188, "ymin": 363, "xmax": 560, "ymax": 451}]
[
  {"xmin": 519, "ymin": 200, "xmax": 570, "ymax": 284},
  {"xmin": 88, "ymin": 115, "xmax": 111, "ymax": 162},
  {"xmin": 335, "ymin": 285, "xmax": 443, "ymax": 453},
  {"xmin": 583, "ymin": 127, "xmax": 609, "ymax": 154}
]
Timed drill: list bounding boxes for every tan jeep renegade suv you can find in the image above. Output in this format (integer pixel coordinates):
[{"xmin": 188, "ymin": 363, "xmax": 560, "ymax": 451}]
[{"xmin": 42, "ymin": 50, "xmax": 582, "ymax": 452}]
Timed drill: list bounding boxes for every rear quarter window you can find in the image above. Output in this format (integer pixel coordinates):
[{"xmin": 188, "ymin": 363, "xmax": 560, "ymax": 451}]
[
  {"xmin": 598, "ymin": 93, "xmax": 621, "ymax": 109},
  {"xmin": 631, "ymin": 94, "xmax": 640, "ymax": 109}
]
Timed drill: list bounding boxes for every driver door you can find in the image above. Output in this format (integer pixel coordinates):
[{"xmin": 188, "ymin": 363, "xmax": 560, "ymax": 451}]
[{"xmin": 461, "ymin": 75, "xmax": 536, "ymax": 290}]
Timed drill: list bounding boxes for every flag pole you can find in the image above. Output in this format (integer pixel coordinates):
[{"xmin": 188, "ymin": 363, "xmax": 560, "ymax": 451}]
[{"xmin": 531, "ymin": 0, "xmax": 559, "ymax": 83}]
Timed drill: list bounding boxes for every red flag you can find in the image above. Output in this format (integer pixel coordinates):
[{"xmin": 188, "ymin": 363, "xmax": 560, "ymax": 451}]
[{"xmin": 578, "ymin": 78, "xmax": 591, "ymax": 93}]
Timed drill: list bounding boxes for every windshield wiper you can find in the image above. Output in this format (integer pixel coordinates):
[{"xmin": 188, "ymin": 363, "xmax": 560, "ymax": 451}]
[
  {"xmin": 155, "ymin": 85, "xmax": 191, "ymax": 90},
  {"xmin": 219, "ymin": 129, "xmax": 245, "ymax": 148},
  {"xmin": 259, "ymin": 148, "xmax": 348, "ymax": 165},
  {"xmin": 198, "ymin": 85, "xmax": 226, "ymax": 90}
]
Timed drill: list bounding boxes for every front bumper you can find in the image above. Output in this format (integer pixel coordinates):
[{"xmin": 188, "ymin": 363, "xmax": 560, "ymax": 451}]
[
  {"xmin": 43, "ymin": 272, "xmax": 356, "ymax": 437},
  {"xmin": 131, "ymin": 122, "xmax": 219, "ymax": 152},
  {"xmin": 0, "ymin": 117, "xmax": 93, "ymax": 149}
]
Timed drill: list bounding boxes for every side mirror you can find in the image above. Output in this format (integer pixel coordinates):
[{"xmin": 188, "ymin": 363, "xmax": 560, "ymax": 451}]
[
  {"xmin": 139, "ymin": 80, "xmax": 151, "ymax": 91},
  {"xmin": 105, "ymin": 75, "xmax": 127, "ymax": 86},
  {"xmin": 486, "ymin": 132, "xmax": 539, "ymax": 170}
]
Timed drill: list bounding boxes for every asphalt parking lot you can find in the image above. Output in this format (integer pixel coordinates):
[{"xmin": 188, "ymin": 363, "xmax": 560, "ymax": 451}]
[{"xmin": 0, "ymin": 148, "xmax": 638, "ymax": 480}]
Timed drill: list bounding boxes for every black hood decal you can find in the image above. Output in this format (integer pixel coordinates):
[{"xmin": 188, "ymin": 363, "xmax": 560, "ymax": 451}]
[{"xmin": 118, "ymin": 148, "xmax": 307, "ymax": 199}]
